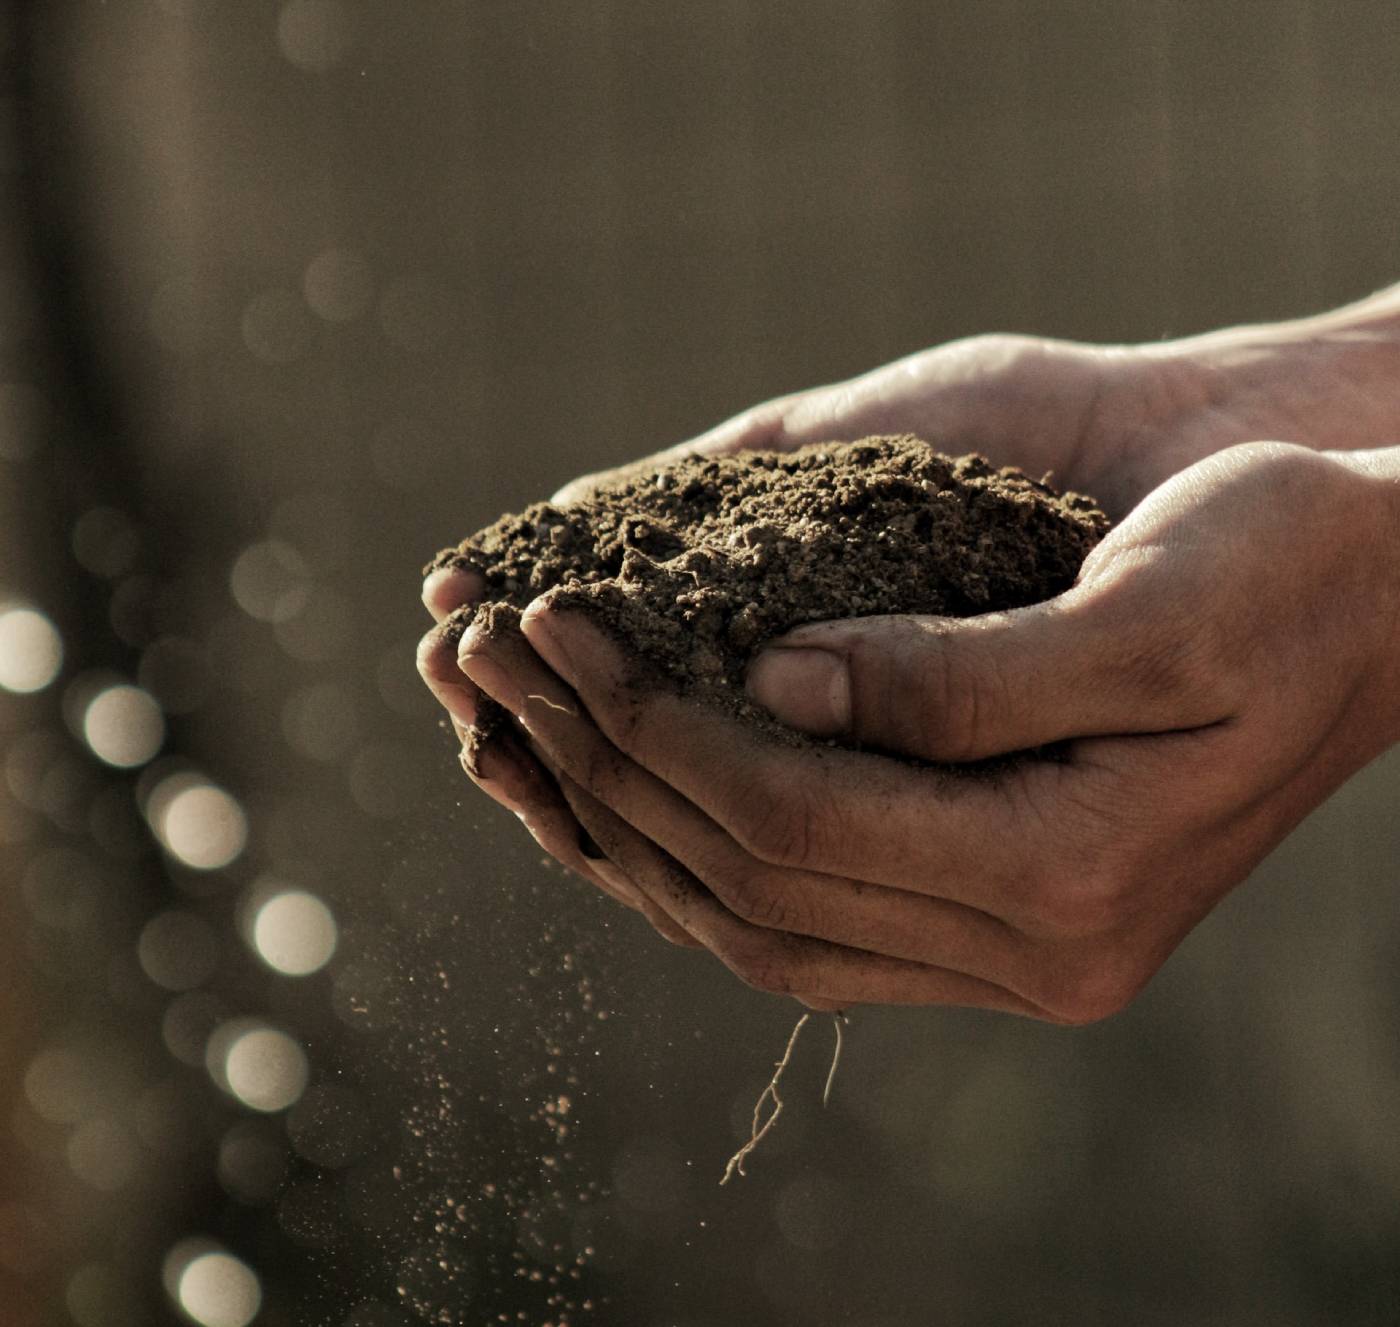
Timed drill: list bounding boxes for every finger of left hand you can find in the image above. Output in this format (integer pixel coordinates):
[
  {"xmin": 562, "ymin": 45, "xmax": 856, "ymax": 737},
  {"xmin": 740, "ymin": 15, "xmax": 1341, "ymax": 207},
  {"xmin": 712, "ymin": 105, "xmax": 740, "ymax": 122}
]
[
  {"xmin": 554, "ymin": 772, "xmax": 1047, "ymax": 1015},
  {"xmin": 422, "ymin": 565, "xmax": 484, "ymax": 623},
  {"xmin": 511, "ymin": 598, "xmax": 1065, "ymax": 927},
  {"xmin": 459, "ymin": 616, "xmax": 1070, "ymax": 1010},
  {"xmin": 458, "ymin": 723, "xmax": 650, "ymax": 912}
]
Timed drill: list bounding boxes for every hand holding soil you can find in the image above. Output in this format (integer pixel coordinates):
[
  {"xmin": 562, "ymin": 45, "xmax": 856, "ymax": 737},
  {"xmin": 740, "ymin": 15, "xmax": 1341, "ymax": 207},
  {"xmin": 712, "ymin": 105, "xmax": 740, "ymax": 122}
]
[{"xmin": 421, "ymin": 301, "xmax": 1400, "ymax": 1018}]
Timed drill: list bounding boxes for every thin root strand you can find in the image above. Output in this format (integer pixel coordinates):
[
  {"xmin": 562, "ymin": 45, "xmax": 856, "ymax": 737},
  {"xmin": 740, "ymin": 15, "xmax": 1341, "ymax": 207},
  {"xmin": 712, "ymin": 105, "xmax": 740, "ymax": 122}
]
[
  {"xmin": 720, "ymin": 1010, "xmax": 848, "ymax": 1185},
  {"xmin": 823, "ymin": 1011, "xmax": 848, "ymax": 1107},
  {"xmin": 523, "ymin": 692, "xmax": 578, "ymax": 716}
]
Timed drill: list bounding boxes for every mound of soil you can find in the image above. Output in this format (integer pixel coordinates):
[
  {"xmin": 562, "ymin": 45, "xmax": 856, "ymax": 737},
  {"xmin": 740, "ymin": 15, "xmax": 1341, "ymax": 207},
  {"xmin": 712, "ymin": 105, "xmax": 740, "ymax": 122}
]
[{"xmin": 426, "ymin": 436, "xmax": 1109, "ymax": 752}]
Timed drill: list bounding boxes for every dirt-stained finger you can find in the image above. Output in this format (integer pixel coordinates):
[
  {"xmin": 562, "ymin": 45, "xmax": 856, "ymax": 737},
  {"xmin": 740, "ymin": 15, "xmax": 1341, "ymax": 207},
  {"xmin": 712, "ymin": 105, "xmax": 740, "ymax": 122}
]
[{"xmin": 422, "ymin": 565, "xmax": 485, "ymax": 623}]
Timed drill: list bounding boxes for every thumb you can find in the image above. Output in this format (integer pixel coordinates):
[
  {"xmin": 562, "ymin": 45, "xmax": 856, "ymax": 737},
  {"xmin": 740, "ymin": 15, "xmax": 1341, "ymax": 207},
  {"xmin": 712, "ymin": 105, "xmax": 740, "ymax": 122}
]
[{"xmin": 744, "ymin": 590, "xmax": 1232, "ymax": 763}]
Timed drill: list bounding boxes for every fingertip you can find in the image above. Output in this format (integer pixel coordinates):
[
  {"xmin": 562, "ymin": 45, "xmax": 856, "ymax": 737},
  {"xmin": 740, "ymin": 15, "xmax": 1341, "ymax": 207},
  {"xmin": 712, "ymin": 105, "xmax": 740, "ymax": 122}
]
[
  {"xmin": 454, "ymin": 617, "xmax": 487, "ymax": 664},
  {"xmin": 550, "ymin": 477, "xmax": 590, "ymax": 505},
  {"xmin": 419, "ymin": 625, "xmax": 482, "ymax": 727},
  {"xmin": 415, "ymin": 624, "xmax": 442, "ymax": 675},
  {"xmin": 519, "ymin": 596, "xmax": 582, "ymax": 687},
  {"xmin": 796, "ymin": 994, "xmax": 845, "ymax": 1012},
  {"xmin": 422, "ymin": 565, "xmax": 484, "ymax": 623},
  {"xmin": 519, "ymin": 590, "xmax": 563, "ymax": 633},
  {"xmin": 745, "ymin": 646, "xmax": 850, "ymax": 736}
]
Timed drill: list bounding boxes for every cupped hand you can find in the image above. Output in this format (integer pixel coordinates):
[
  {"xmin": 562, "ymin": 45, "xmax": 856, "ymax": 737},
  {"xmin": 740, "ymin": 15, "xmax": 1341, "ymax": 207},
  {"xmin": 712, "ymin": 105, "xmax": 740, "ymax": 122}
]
[
  {"xmin": 455, "ymin": 442, "xmax": 1400, "ymax": 1019},
  {"xmin": 418, "ymin": 309, "xmax": 1400, "ymax": 1006},
  {"xmin": 547, "ymin": 316, "xmax": 1400, "ymax": 519},
  {"xmin": 421, "ymin": 313, "xmax": 1400, "ymax": 776}
]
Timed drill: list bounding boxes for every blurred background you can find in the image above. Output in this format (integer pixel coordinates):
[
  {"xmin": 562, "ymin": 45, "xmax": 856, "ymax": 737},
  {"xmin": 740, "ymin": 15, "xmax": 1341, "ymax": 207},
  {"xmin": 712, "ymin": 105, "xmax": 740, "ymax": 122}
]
[{"xmin": 2, "ymin": 2, "xmax": 1399, "ymax": 1324}]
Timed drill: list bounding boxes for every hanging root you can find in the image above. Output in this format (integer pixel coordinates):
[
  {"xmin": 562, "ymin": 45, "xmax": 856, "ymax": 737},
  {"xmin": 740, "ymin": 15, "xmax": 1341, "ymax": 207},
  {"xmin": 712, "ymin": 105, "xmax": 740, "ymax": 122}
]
[
  {"xmin": 720, "ymin": 1014, "xmax": 808, "ymax": 1186},
  {"xmin": 720, "ymin": 1010, "xmax": 848, "ymax": 1185},
  {"xmin": 823, "ymin": 1011, "xmax": 848, "ymax": 1107}
]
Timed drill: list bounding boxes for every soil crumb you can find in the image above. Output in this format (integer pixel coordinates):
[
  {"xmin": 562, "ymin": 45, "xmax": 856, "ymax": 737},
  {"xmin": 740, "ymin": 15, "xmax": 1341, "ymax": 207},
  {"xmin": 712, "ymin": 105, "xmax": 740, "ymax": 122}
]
[{"xmin": 427, "ymin": 436, "xmax": 1109, "ymax": 751}]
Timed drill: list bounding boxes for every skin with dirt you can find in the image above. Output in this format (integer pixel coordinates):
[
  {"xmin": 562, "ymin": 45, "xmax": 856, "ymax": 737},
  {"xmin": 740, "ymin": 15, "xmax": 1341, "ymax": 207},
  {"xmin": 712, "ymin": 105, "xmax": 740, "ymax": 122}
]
[{"xmin": 426, "ymin": 435, "xmax": 1110, "ymax": 761}]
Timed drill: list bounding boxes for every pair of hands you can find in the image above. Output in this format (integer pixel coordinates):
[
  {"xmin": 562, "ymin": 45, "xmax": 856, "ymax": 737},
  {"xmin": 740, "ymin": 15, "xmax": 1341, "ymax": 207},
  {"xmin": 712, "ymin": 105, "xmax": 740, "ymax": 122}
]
[{"xmin": 419, "ymin": 322, "xmax": 1400, "ymax": 1022}]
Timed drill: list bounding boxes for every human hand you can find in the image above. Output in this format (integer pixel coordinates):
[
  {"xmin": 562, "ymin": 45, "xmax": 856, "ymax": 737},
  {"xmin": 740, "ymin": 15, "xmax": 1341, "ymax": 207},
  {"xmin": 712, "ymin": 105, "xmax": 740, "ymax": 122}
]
[
  {"xmin": 419, "ymin": 293, "xmax": 1400, "ymax": 997},
  {"xmin": 547, "ymin": 301, "xmax": 1400, "ymax": 520},
  {"xmin": 421, "ymin": 298, "xmax": 1400, "ymax": 738},
  {"xmin": 455, "ymin": 441, "xmax": 1400, "ymax": 1019}
]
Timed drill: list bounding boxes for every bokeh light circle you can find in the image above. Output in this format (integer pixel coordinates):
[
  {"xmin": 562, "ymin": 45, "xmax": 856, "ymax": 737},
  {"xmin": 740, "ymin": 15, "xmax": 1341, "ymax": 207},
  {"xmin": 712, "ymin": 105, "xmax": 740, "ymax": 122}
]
[
  {"xmin": 66, "ymin": 1263, "xmax": 137, "ymax": 1327},
  {"xmin": 282, "ymin": 682, "xmax": 358, "ymax": 761},
  {"xmin": 215, "ymin": 1024, "xmax": 309, "ymax": 1113},
  {"xmin": 217, "ymin": 1121, "xmax": 289, "ymax": 1205},
  {"xmin": 72, "ymin": 507, "xmax": 140, "ymax": 578},
  {"xmin": 252, "ymin": 889, "xmax": 337, "ymax": 976},
  {"xmin": 66, "ymin": 1118, "xmax": 139, "ymax": 1193},
  {"xmin": 176, "ymin": 1250, "xmax": 262, "ymax": 1327},
  {"xmin": 229, "ymin": 539, "xmax": 310, "ymax": 622},
  {"xmin": 23, "ymin": 1047, "xmax": 96, "ymax": 1124},
  {"xmin": 303, "ymin": 247, "xmax": 373, "ymax": 322},
  {"xmin": 0, "ymin": 606, "xmax": 62, "ymax": 693},
  {"xmin": 149, "ymin": 777, "xmax": 247, "ymax": 870},
  {"xmin": 139, "ymin": 910, "xmax": 220, "ymax": 991},
  {"xmin": 82, "ymin": 684, "xmax": 165, "ymax": 768}
]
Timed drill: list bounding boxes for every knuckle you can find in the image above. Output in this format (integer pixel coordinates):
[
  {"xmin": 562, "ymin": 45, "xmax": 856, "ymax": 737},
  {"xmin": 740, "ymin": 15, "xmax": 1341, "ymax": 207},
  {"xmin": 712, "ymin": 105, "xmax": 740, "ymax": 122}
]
[
  {"xmin": 1125, "ymin": 615, "xmax": 1232, "ymax": 712},
  {"xmin": 949, "ymin": 331, "xmax": 1044, "ymax": 368},
  {"xmin": 927, "ymin": 639, "xmax": 1006, "ymax": 762},
  {"xmin": 578, "ymin": 738, "xmax": 628, "ymax": 800},
  {"xmin": 1026, "ymin": 857, "xmax": 1131, "ymax": 939},
  {"xmin": 1042, "ymin": 949, "xmax": 1146, "ymax": 1026},
  {"xmin": 583, "ymin": 680, "xmax": 643, "ymax": 755},
  {"xmin": 876, "ymin": 623, "xmax": 1008, "ymax": 763},
  {"xmin": 708, "ymin": 865, "xmax": 798, "ymax": 932},
  {"xmin": 727, "ymin": 766, "xmax": 815, "ymax": 868},
  {"xmin": 740, "ymin": 801, "xmax": 812, "ymax": 870},
  {"xmin": 606, "ymin": 684, "xmax": 649, "ymax": 752},
  {"xmin": 726, "ymin": 938, "xmax": 798, "ymax": 996},
  {"xmin": 1086, "ymin": 564, "xmax": 1241, "ymax": 720}
]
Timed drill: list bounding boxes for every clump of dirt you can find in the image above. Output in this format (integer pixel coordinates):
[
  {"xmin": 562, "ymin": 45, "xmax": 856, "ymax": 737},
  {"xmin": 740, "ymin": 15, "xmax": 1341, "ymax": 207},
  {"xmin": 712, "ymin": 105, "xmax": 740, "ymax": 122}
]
[{"xmin": 426, "ymin": 436, "xmax": 1108, "ymax": 752}]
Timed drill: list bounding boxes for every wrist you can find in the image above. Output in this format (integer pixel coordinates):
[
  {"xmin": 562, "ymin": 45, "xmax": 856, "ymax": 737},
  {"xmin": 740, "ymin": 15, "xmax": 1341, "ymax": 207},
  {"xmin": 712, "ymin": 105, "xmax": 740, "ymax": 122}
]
[
  {"xmin": 1332, "ymin": 446, "xmax": 1400, "ymax": 747},
  {"xmin": 1147, "ymin": 283, "xmax": 1400, "ymax": 452}
]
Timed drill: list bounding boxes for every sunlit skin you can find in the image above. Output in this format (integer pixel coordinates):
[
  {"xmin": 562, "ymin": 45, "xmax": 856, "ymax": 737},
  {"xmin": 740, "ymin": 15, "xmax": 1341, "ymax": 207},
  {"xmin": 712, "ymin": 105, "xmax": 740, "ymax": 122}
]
[{"xmin": 419, "ymin": 289, "xmax": 1400, "ymax": 1021}]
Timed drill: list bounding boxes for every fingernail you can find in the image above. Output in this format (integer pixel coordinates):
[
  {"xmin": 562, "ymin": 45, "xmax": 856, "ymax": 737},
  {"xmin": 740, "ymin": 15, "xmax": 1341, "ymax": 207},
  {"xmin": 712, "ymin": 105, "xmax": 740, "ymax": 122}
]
[
  {"xmin": 746, "ymin": 647, "xmax": 850, "ymax": 735},
  {"xmin": 520, "ymin": 604, "xmax": 579, "ymax": 689},
  {"xmin": 459, "ymin": 652, "xmax": 522, "ymax": 715},
  {"xmin": 578, "ymin": 827, "xmax": 605, "ymax": 860}
]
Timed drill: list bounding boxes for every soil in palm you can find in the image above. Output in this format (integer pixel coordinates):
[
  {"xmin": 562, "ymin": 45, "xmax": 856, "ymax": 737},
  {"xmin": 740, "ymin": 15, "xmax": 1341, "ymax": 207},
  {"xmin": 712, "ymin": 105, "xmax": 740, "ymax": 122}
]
[{"xmin": 426, "ymin": 435, "xmax": 1109, "ymax": 754}]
